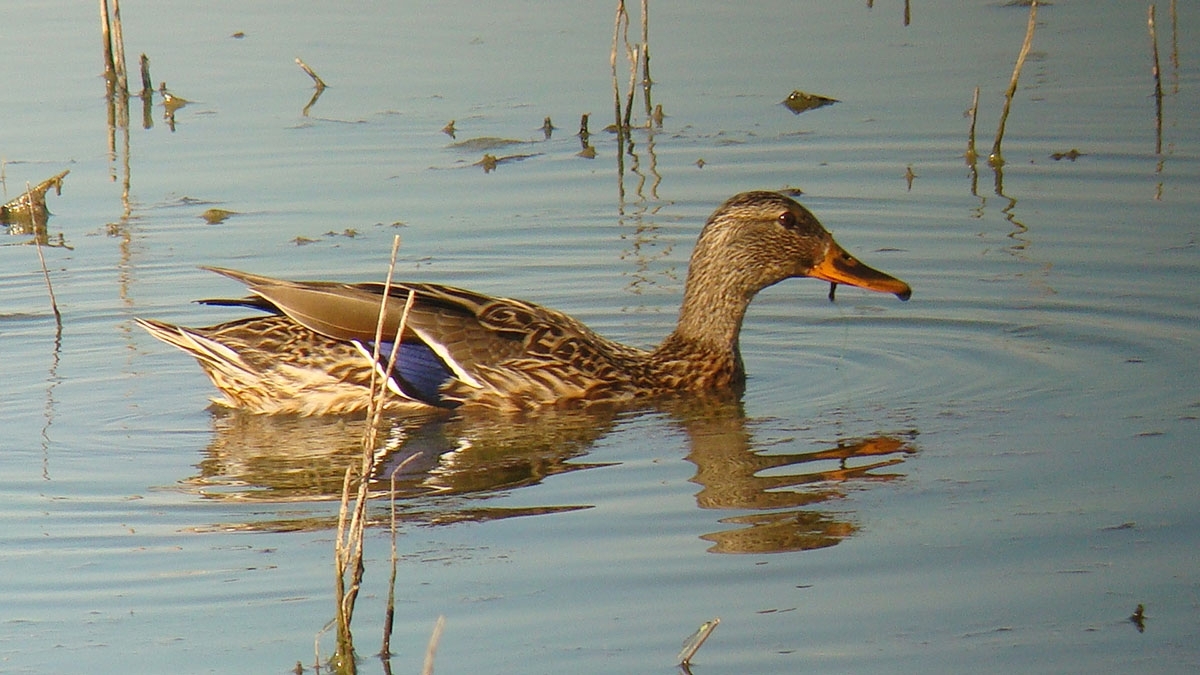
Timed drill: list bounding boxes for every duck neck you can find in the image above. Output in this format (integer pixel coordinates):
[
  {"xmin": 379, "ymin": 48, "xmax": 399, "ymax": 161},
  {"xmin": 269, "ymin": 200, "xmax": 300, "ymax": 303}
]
[
  {"xmin": 652, "ymin": 257, "xmax": 754, "ymax": 386},
  {"xmin": 671, "ymin": 281, "xmax": 749, "ymax": 354}
]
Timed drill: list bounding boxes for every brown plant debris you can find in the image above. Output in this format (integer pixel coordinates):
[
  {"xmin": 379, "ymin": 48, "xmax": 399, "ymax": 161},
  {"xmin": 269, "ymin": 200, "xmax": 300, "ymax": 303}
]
[
  {"xmin": 1, "ymin": 170, "xmax": 69, "ymax": 225},
  {"xmin": 782, "ymin": 90, "xmax": 839, "ymax": 114}
]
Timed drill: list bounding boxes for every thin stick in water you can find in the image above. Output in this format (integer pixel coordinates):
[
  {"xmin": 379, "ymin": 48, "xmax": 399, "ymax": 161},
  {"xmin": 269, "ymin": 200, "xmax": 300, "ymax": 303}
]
[
  {"xmin": 109, "ymin": 0, "xmax": 129, "ymax": 94},
  {"xmin": 99, "ymin": 0, "xmax": 115, "ymax": 84},
  {"xmin": 296, "ymin": 57, "xmax": 328, "ymax": 90},
  {"xmin": 990, "ymin": 0, "xmax": 1038, "ymax": 167},
  {"xmin": 677, "ymin": 617, "xmax": 720, "ymax": 666},
  {"xmin": 334, "ymin": 236, "xmax": 412, "ymax": 661},
  {"xmin": 640, "ymin": 0, "xmax": 652, "ymax": 115},
  {"xmin": 623, "ymin": 45, "xmax": 639, "ymax": 130},
  {"xmin": 1148, "ymin": 4, "xmax": 1163, "ymax": 155},
  {"xmin": 26, "ymin": 183, "xmax": 62, "ymax": 324},
  {"xmin": 965, "ymin": 85, "xmax": 980, "ymax": 165},
  {"xmin": 381, "ymin": 454, "xmax": 420, "ymax": 657},
  {"xmin": 139, "ymin": 54, "xmax": 152, "ymax": 97},
  {"xmin": 610, "ymin": 1, "xmax": 627, "ymax": 135},
  {"xmin": 422, "ymin": 616, "xmax": 446, "ymax": 675},
  {"xmin": 1169, "ymin": 0, "xmax": 1179, "ymax": 72}
]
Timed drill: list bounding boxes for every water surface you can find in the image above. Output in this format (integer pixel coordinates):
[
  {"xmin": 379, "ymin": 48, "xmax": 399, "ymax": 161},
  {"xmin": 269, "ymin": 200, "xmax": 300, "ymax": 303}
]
[{"xmin": 2, "ymin": 1, "xmax": 1199, "ymax": 672}]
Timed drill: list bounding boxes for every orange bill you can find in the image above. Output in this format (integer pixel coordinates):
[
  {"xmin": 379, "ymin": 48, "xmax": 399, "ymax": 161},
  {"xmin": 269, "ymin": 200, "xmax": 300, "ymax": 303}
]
[{"xmin": 808, "ymin": 240, "xmax": 912, "ymax": 301}]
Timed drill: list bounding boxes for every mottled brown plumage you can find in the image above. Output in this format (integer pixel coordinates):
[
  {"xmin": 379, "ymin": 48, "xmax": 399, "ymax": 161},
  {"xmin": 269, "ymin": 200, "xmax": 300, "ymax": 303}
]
[{"xmin": 138, "ymin": 191, "xmax": 911, "ymax": 415}]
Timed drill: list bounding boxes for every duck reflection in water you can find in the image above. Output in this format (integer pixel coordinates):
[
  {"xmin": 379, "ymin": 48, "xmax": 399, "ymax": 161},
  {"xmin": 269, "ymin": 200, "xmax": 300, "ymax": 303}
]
[{"xmin": 187, "ymin": 397, "xmax": 915, "ymax": 553}]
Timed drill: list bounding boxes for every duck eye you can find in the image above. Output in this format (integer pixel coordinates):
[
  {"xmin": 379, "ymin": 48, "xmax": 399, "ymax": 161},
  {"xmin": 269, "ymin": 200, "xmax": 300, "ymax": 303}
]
[{"xmin": 777, "ymin": 211, "xmax": 797, "ymax": 229}]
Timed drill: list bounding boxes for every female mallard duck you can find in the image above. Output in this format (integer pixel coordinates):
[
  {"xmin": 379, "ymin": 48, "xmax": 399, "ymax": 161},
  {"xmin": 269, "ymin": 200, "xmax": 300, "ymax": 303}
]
[{"xmin": 137, "ymin": 191, "xmax": 910, "ymax": 415}]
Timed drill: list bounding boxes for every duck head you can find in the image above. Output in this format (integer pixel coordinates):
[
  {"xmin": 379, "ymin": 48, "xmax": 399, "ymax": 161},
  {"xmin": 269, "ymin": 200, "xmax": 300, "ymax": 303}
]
[
  {"xmin": 686, "ymin": 191, "xmax": 912, "ymax": 302},
  {"xmin": 670, "ymin": 191, "xmax": 911, "ymax": 354}
]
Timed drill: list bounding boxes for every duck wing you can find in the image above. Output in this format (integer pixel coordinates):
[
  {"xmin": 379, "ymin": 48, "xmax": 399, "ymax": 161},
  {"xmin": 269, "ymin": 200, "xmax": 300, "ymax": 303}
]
[{"xmin": 202, "ymin": 267, "xmax": 644, "ymax": 409}]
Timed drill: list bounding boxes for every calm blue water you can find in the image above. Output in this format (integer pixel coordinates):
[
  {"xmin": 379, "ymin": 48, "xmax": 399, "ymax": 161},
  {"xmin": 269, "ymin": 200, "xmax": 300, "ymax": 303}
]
[{"xmin": 3, "ymin": 1, "xmax": 1199, "ymax": 673}]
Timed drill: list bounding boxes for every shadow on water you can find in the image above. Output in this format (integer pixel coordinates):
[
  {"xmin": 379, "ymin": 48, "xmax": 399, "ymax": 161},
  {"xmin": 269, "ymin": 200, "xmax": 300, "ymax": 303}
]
[{"xmin": 184, "ymin": 398, "xmax": 916, "ymax": 555}]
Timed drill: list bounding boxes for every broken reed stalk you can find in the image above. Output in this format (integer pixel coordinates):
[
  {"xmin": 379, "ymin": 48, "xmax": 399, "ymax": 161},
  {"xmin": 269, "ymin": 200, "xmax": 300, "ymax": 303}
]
[
  {"xmin": 623, "ymin": 46, "xmax": 639, "ymax": 130},
  {"xmin": 1169, "ymin": 0, "xmax": 1179, "ymax": 72},
  {"xmin": 640, "ymin": 0, "xmax": 652, "ymax": 115},
  {"xmin": 422, "ymin": 616, "xmax": 446, "ymax": 675},
  {"xmin": 296, "ymin": 58, "xmax": 328, "ymax": 90},
  {"xmin": 109, "ymin": 0, "xmax": 128, "ymax": 95},
  {"xmin": 334, "ymin": 235, "xmax": 413, "ymax": 662},
  {"xmin": 965, "ymin": 86, "xmax": 980, "ymax": 164},
  {"xmin": 333, "ymin": 462, "xmax": 360, "ymax": 670},
  {"xmin": 989, "ymin": 0, "xmax": 1038, "ymax": 167},
  {"xmin": 1148, "ymin": 4, "xmax": 1164, "ymax": 155},
  {"xmin": 677, "ymin": 617, "xmax": 720, "ymax": 667},
  {"xmin": 610, "ymin": 1, "xmax": 627, "ymax": 135},
  {"xmin": 619, "ymin": 4, "xmax": 637, "ymax": 130},
  {"xmin": 99, "ymin": 0, "xmax": 115, "ymax": 85},
  {"xmin": 138, "ymin": 54, "xmax": 154, "ymax": 129},
  {"xmin": 138, "ymin": 54, "xmax": 152, "ymax": 98}
]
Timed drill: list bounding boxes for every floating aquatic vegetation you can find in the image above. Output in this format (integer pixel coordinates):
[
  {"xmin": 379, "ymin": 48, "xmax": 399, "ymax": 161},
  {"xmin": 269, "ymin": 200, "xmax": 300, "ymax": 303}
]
[
  {"xmin": 1050, "ymin": 149, "xmax": 1085, "ymax": 161},
  {"xmin": 449, "ymin": 136, "xmax": 531, "ymax": 152},
  {"xmin": 1, "ymin": 170, "xmax": 69, "ymax": 226},
  {"xmin": 476, "ymin": 152, "xmax": 541, "ymax": 173},
  {"xmin": 782, "ymin": 89, "xmax": 838, "ymax": 114},
  {"xmin": 199, "ymin": 208, "xmax": 237, "ymax": 224}
]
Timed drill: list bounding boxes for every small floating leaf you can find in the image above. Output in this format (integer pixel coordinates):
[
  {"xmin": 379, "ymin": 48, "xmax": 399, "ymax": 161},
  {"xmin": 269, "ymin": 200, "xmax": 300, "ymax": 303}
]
[
  {"xmin": 1050, "ymin": 149, "xmax": 1084, "ymax": 161},
  {"xmin": 782, "ymin": 89, "xmax": 839, "ymax": 114},
  {"xmin": 449, "ymin": 136, "xmax": 529, "ymax": 152},
  {"xmin": 1129, "ymin": 604, "xmax": 1146, "ymax": 633},
  {"xmin": 475, "ymin": 153, "xmax": 541, "ymax": 173},
  {"xmin": 200, "ymin": 208, "xmax": 237, "ymax": 224}
]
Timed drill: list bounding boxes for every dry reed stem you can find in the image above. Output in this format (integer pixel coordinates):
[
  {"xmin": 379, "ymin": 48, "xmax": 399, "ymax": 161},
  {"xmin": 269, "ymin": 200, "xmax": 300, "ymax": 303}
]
[
  {"xmin": 640, "ymin": 0, "xmax": 651, "ymax": 113},
  {"xmin": 139, "ymin": 54, "xmax": 152, "ymax": 97},
  {"xmin": 99, "ymin": 0, "xmax": 114, "ymax": 83},
  {"xmin": 619, "ymin": 4, "xmax": 636, "ymax": 129},
  {"xmin": 989, "ymin": 0, "xmax": 1038, "ymax": 167},
  {"xmin": 1169, "ymin": 0, "xmax": 1179, "ymax": 72},
  {"xmin": 109, "ymin": 0, "xmax": 128, "ymax": 94},
  {"xmin": 422, "ymin": 616, "xmax": 446, "ymax": 675},
  {"xmin": 334, "ymin": 236, "xmax": 412, "ymax": 661},
  {"xmin": 677, "ymin": 617, "xmax": 720, "ymax": 666},
  {"xmin": 381, "ymin": 453, "xmax": 420, "ymax": 656},
  {"xmin": 611, "ymin": 1, "xmax": 627, "ymax": 134},
  {"xmin": 296, "ymin": 58, "xmax": 328, "ymax": 90},
  {"xmin": 1148, "ymin": 4, "xmax": 1163, "ymax": 155},
  {"xmin": 23, "ymin": 182, "xmax": 62, "ymax": 324},
  {"xmin": 965, "ymin": 86, "xmax": 980, "ymax": 165},
  {"xmin": 623, "ymin": 46, "xmax": 639, "ymax": 130},
  {"xmin": 333, "ymin": 461, "xmax": 358, "ymax": 663}
]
